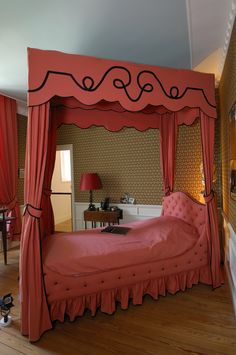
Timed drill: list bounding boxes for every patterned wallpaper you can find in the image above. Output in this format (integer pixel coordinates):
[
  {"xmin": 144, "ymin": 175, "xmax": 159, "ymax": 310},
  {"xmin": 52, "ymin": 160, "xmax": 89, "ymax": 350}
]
[
  {"xmin": 219, "ymin": 19, "xmax": 236, "ymax": 231},
  {"xmin": 56, "ymin": 122, "xmax": 205, "ymax": 205},
  {"xmin": 16, "ymin": 100, "xmax": 221, "ymax": 208}
]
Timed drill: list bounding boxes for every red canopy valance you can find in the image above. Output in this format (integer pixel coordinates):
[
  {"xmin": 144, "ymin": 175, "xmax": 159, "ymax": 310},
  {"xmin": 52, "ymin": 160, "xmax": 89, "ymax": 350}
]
[{"xmin": 28, "ymin": 48, "xmax": 216, "ymax": 119}]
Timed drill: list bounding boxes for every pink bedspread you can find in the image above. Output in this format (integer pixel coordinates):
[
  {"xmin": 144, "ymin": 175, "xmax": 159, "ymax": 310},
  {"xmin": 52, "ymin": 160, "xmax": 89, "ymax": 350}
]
[{"xmin": 43, "ymin": 216, "xmax": 199, "ymax": 277}]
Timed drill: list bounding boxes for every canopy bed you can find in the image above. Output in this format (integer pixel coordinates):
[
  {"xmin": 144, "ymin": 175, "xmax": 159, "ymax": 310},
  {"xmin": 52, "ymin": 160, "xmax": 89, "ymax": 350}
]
[{"xmin": 21, "ymin": 48, "xmax": 223, "ymax": 341}]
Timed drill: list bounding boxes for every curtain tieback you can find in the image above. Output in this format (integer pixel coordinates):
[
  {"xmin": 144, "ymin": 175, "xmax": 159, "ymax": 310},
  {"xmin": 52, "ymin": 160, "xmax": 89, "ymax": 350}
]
[
  {"xmin": 204, "ymin": 190, "xmax": 215, "ymax": 203},
  {"xmin": 23, "ymin": 204, "xmax": 42, "ymax": 219},
  {"xmin": 4, "ymin": 196, "xmax": 17, "ymax": 210},
  {"xmin": 43, "ymin": 188, "xmax": 52, "ymax": 196},
  {"xmin": 164, "ymin": 187, "xmax": 172, "ymax": 196}
]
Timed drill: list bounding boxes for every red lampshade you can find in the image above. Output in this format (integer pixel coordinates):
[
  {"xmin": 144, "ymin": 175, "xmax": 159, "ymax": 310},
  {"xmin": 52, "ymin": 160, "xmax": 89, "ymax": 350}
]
[{"xmin": 80, "ymin": 173, "xmax": 102, "ymax": 191}]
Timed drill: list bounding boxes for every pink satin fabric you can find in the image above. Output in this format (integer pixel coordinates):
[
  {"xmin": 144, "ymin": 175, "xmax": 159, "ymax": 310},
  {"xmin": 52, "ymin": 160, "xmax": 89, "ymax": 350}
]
[{"xmin": 0, "ymin": 94, "xmax": 21, "ymax": 239}]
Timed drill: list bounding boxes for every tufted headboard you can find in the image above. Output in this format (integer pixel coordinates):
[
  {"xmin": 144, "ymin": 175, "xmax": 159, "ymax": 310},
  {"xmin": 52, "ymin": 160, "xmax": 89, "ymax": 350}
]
[{"xmin": 162, "ymin": 191, "xmax": 206, "ymax": 234}]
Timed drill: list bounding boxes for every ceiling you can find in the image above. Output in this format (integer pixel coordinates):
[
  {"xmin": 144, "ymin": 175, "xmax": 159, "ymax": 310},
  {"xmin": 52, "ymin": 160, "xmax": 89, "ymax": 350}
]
[{"xmin": 0, "ymin": 0, "xmax": 235, "ymax": 112}]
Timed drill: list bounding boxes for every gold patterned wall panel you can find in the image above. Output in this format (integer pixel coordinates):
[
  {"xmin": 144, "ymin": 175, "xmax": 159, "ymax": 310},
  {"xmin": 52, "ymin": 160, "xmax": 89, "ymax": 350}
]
[
  {"xmin": 56, "ymin": 125, "xmax": 163, "ymax": 205},
  {"xmin": 175, "ymin": 120, "xmax": 202, "ymax": 200},
  {"xmin": 16, "ymin": 103, "xmax": 221, "ymax": 208},
  {"xmin": 56, "ymin": 122, "xmax": 210, "ymax": 205},
  {"xmin": 219, "ymin": 19, "xmax": 236, "ymax": 231}
]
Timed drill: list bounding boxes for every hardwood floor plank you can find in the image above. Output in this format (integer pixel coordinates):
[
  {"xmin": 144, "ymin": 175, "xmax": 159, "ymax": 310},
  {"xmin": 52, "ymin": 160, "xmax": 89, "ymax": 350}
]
[{"xmin": 0, "ymin": 248, "xmax": 236, "ymax": 354}]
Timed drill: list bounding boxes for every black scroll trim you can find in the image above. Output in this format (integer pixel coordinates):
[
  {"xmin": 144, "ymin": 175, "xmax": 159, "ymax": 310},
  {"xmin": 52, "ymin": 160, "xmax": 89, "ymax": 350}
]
[{"xmin": 28, "ymin": 66, "xmax": 216, "ymax": 109}]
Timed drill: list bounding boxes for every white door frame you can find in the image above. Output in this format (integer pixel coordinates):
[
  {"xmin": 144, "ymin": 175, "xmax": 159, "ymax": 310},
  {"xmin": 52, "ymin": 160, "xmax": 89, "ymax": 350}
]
[{"xmin": 55, "ymin": 144, "xmax": 75, "ymax": 231}]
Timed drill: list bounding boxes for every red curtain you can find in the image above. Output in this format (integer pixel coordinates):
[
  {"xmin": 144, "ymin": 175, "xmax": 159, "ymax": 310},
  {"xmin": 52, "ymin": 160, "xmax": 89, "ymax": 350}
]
[
  {"xmin": 200, "ymin": 112, "xmax": 223, "ymax": 288},
  {"xmin": 160, "ymin": 112, "xmax": 178, "ymax": 195},
  {"xmin": 0, "ymin": 94, "xmax": 21, "ymax": 239},
  {"xmin": 20, "ymin": 103, "xmax": 52, "ymax": 341},
  {"xmin": 41, "ymin": 118, "xmax": 57, "ymax": 236}
]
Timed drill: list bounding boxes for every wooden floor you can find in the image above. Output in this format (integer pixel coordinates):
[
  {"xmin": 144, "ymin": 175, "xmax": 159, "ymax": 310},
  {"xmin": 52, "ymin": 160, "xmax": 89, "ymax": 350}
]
[
  {"xmin": 55, "ymin": 219, "xmax": 72, "ymax": 233},
  {"xmin": 0, "ymin": 248, "xmax": 236, "ymax": 355}
]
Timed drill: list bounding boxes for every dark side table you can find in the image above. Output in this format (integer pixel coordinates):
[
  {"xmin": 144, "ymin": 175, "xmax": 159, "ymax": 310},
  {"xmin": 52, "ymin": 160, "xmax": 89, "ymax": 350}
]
[
  {"xmin": 0, "ymin": 208, "xmax": 16, "ymax": 265},
  {"xmin": 84, "ymin": 209, "xmax": 123, "ymax": 229}
]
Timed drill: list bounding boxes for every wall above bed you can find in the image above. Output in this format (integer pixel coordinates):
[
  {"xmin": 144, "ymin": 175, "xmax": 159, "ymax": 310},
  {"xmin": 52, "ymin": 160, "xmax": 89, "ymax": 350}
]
[
  {"xmin": 56, "ymin": 121, "xmax": 203, "ymax": 205},
  {"xmin": 16, "ymin": 111, "xmax": 221, "ymax": 207}
]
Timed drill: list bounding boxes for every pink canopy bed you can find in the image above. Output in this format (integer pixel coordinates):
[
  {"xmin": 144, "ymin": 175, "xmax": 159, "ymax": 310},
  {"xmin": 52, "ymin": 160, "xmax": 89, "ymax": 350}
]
[{"xmin": 20, "ymin": 48, "xmax": 223, "ymax": 341}]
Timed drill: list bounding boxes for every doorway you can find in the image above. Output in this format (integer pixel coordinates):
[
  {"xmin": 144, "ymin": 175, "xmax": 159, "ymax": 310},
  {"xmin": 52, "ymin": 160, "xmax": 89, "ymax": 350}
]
[{"xmin": 51, "ymin": 145, "xmax": 75, "ymax": 232}]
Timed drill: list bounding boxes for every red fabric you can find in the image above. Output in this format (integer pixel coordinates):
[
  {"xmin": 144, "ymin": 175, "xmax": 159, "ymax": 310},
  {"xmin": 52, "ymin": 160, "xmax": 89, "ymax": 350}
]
[
  {"xmin": 160, "ymin": 113, "xmax": 178, "ymax": 195},
  {"xmin": 52, "ymin": 97, "xmax": 202, "ymax": 131},
  {"xmin": 0, "ymin": 94, "xmax": 21, "ymax": 239},
  {"xmin": 28, "ymin": 48, "xmax": 216, "ymax": 118},
  {"xmin": 48, "ymin": 264, "xmax": 212, "ymax": 322},
  {"xmin": 200, "ymin": 112, "xmax": 223, "ymax": 288},
  {"xmin": 20, "ymin": 103, "xmax": 52, "ymax": 340},
  {"xmin": 21, "ymin": 48, "xmax": 220, "ymax": 341},
  {"xmin": 41, "ymin": 119, "xmax": 57, "ymax": 236},
  {"xmin": 43, "ymin": 216, "xmax": 199, "ymax": 277}
]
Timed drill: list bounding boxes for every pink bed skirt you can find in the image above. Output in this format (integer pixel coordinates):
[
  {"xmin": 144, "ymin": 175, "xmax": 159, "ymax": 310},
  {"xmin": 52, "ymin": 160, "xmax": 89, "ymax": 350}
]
[{"xmin": 50, "ymin": 264, "xmax": 212, "ymax": 322}]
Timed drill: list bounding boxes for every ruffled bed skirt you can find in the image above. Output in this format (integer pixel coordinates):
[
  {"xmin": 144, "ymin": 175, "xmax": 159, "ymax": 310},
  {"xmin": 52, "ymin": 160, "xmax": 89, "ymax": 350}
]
[{"xmin": 50, "ymin": 264, "xmax": 212, "ymax": 322}]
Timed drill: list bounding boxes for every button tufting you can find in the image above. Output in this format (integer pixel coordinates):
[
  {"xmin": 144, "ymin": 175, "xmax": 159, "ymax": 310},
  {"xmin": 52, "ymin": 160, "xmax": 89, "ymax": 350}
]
[
  {"xmin": 118, "ymin": 276, "xmax": 121, "ymax": 279},
  {"xmin": 188, "ymin": 261, "xmax": 191, "ymax": 264},
  {"xmin": 148, "ymin": 270, "xmax": 151, "ymax": 274},
  {"xmin": 195, "ymin": 252, "xmax": 198, "ymax": 255},
  {"xmin": 54, "ymin": 282, "xmax": 58, "ymax": 285},
  {"xmin": 101, "ymin": 280, "xmax": 105, "ymax": 283},
  {"xmin": 66, "ymin": 288, "xmax": 70, "ymax": 291},
  {"xmin": 84, "ymin": 284, "xmax": 87, "ymax": 287},
  {"xmin": 200, "ymin": 258, "xmax": 202, "ymax": 261},
  {"xmin": 200, "ymin": 244, "xmax": 202, "ymax": 247},
  {"xmin": 161, "ymin": 267, "xmax": 165, "ymax": 271},
  {"xmin": 175, "ymin": 265, "xmax": 178, "ymax": 268},
  {"xmin": 133, "ymin": 273, "xmax": 136, "ymax": 277}
]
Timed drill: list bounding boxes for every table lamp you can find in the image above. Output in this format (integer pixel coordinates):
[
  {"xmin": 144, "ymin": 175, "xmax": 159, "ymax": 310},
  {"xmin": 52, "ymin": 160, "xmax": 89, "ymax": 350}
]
[{"xmin": 80, "ymin": 173, "xmax": 102, "ymax": 210}]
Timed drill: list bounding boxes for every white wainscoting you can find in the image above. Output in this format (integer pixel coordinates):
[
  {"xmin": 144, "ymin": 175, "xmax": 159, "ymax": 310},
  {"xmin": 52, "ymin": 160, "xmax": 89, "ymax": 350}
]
[
  {"xmin": 75, "ymin": 203, "xmax": 162, "ymax": 231},
  {"xmin": 223, "ymin": 217, "xmax": 236, "ymax": 315}
]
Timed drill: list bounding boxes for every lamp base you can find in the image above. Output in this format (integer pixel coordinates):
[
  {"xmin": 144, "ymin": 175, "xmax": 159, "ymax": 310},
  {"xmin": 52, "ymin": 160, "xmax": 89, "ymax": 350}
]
[{"xmin": 88, "ymin": 203, "xmax": 96, "ymax": 211}]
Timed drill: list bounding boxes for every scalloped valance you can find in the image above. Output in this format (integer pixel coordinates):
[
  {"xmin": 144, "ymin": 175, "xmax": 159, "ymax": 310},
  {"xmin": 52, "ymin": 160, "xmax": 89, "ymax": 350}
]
[{"xmin": 28, "ymin": 48, "xmax": 216, "ymax": 119}]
